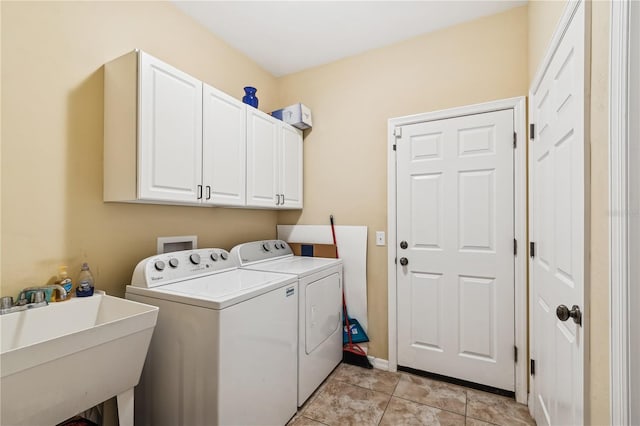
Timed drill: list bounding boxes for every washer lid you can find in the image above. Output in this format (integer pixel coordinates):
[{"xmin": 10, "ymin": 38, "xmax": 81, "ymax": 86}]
[
  {"xmin": 126, "ymin": 269, "xmax": 296, "ymax": 309},
  {"xmin": 241, "ymin": 256, "xmax": 342, "ymax": 277}
]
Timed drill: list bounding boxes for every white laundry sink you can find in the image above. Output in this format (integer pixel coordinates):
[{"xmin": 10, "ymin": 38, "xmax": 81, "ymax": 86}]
[{"xmin": 0, "ymin": 292, "xmax": 158, "ymax": 426}]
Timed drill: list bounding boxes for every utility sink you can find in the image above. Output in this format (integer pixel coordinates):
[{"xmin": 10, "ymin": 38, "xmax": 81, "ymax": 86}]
[{"xmin": 0, "ymin": 292, "xmax": 158, "ymax": 426}]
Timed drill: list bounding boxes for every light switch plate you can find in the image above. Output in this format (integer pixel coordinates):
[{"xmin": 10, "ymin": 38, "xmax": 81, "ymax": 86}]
[{"xmin": 376, "ymin": 231, "xmax": 385, "ymax": 246}]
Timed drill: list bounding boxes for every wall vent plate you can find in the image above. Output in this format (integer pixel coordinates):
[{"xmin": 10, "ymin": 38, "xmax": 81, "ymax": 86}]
[{"xmin": 157, "ymin": 236, "xmax": 197, "ymax": 254}]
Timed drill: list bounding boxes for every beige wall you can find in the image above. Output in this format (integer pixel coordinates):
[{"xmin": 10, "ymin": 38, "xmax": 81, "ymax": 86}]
[
  {"xmin": 528, "ymin": 0, "xmax": 566, "ymax": 82},
  {"xmin": 277, "ymin": 6, "xmax": 529, "ymax": 358},
  {"xmin": 1, "ymin": 1, "xmax": 281, "ymax": 299},
  {"xmin": 588, "ymin": 2, "xmax": 611, "ymax": 424},
  {"xmin": 528, "ymin": 1, "xmax": 611, "ymax": 424}
]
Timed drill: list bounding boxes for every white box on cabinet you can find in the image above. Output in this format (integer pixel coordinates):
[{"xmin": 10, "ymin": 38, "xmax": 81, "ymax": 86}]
[{"xmin": 271, "ymin": 103, "xmax": 312, "ymax": 130}]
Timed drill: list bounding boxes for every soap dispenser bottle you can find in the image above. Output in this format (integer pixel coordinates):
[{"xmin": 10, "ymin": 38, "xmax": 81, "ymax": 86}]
[
  {"xmin": 76, "ymin": 262, "xmax": 95, "ymax": 297},
  {"xmin": 55, "ymin": 266, "xmax": 73, "ymax": 301}
]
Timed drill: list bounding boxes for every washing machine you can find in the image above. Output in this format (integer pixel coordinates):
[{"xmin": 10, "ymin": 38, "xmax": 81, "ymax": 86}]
[
  {"xmin": 125, "ymin": 248, "xmax": 298, "ymax": 426},
  {"xmin": 231, "ymin": 240, "xmax": 343, "ymax": 406}
]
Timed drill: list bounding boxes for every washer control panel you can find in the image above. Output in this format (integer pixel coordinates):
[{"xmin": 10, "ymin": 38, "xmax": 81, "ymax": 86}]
[
  {"xmin": 131, "ymin": 248, "xmax": 234, "ymax": 287},
  {"xmin": 230, "ymin": 240, "xmax": 293, "ymax": 265}
]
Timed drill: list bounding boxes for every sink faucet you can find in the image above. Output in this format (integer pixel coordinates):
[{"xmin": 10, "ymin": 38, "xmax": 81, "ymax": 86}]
[
  {"xmin": 20, "ymin": 284, "xmax": 68, "ymax": 301},
  {"xmin": 0, "ymin": 284, "xmax": 67, "ymax": 315}
]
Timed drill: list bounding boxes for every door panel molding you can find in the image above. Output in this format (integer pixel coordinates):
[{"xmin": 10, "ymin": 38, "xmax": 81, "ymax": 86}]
[{"xmin": 387, "ymin": 96, "xmax": 527, "ymax": 403}]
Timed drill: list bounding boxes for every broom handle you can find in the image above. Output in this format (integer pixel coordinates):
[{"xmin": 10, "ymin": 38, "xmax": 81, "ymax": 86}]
[
  {"xmin": 330, "ymin": 215, "xmax": 339, "ymax": 258},
  {"xmin": 343, "ymin": 293, "xmax": 354, "ymax": 346},
  {"xmin": 332, "ymin": 215, "xmax": 355, "ymax": 346},
  {"xmin": 329, "ymin": 215, "xmax": 353, "ymax": 347}
]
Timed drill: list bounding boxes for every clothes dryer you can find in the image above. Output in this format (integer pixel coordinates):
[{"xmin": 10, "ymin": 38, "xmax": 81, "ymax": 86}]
[{"xmin": 231, "ymin": 240, "xmax": 343, "ymax": 406}]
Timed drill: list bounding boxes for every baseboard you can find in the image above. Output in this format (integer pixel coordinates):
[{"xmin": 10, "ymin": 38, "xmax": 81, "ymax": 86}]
[{"xmin": 367, "ymin": 356, "xmax": 389, "ymax": 371}]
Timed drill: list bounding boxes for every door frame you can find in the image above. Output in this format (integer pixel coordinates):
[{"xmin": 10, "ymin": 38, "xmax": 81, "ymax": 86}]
[
  {"xmin": 387, "ymin": 96, "xmax": 527, "ymax": 403},
  {"xmin": 610, "ymin": 0, "xmax": 638, "ymax": 423}
]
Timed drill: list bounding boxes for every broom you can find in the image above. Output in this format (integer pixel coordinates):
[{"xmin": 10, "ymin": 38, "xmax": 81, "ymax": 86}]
[{"xmin": 330, "ymin": 215, "xmax": 373, "ymax": 369}]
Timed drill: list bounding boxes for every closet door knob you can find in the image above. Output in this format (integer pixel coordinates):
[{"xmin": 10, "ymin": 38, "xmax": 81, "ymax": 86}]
[{"xmin": 556, "ymin": 304, "xmax": 582, "ymax": 326}]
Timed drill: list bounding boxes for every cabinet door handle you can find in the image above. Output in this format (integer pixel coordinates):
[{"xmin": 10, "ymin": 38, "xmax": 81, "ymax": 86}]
[
  {"xmin": 197, "ymin": 185, "xmax": 203, "ymax": 200},
  {"xmin": 206, "ymin": 186, "xmax": 211, "ymax": 200},
  {"xmin": 281, "ymin": 194, "xmax": 285, "ymax": 205},
  {"xmin": 275, "ymin": 194, "xmax": 280, "ymax": 206}
]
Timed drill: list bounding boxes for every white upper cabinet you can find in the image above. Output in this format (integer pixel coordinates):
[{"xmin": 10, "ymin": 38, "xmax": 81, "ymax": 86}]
[
  {"xmin": 104, "ymin": 50, "xmax": 302, "ymax": 209},
  {"xmin": 104, "ymin": 50, "xmax": 203, "ymax": 204},
  {"xmin": 246, "ymin": 108, "xmax": 303, "ymax": 209},
  {"xmin": 246, "ymin": 107, "xmax": 279, "ymax": 207},
  {"xmin": 202, "ymin": 84, "xmax": 246, "ymax": 206},
  {"xmin": 280, "ymin": 124, "xmax": 303, "ymax": 209},
  {"xmin": 138, "ymin": 53, "xmax": 203, "ymax": 203}
]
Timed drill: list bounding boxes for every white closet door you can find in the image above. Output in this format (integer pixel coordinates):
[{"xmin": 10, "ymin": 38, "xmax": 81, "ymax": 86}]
[
  {"xmin": 138, "ymin": 52, "xmax": 202, "ymax": 203},
  {"xmin": 202, "ymin": 84, "xmax": 246, "ymax": 206},
  {"xmin": 529, "ymin": 2, "xmax": 587, "ymax": 424}
]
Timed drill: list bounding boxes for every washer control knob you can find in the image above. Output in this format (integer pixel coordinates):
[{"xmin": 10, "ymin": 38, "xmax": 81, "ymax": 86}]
[
  {"xmin": 220, "ymin": 252, "xmax": 229, "ymax": 260},
  {"xmin": 189, "ymin": 253, "xmax": 201, "ymax": 265},
  {"xmin": 154, "ymin": 261, "xmax": 166, "ymax": 271},
  {"xmin": 168, "ymin": 258, "xmax": 179, "ymax": 268},
  {"xmin": 210, "ymin": 253, "xmax": 219, "ymax": 262},
  {"xmin": 274, "ymin": 244, "xmax": 280, "ymax": 250},
  {"xmin": 280, "ymin": 243, "xmax": 286, "ymax": 249},
  {"xmin": 262, "ymin": 242, "xmax": 271, "ymax": 252}
]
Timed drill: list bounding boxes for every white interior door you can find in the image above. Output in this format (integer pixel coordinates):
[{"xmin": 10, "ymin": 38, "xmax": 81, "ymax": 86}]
[
  {"xmin": 396, "ymin": 108, "xmax": 515, "ymax": 391},
  {"xmin": 529, "ymin": 2, "xmax": 586, "ymax": 425}
]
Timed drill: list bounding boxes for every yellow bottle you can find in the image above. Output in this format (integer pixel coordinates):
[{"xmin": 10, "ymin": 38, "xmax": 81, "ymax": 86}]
[{"xmin": 53, "ymin": 266, "xmax": 73, "ymax": 302}]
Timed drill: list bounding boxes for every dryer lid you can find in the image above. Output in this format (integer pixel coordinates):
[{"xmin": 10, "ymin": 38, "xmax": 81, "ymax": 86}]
[{"xmin": 241, "ymin": 256, "xmax": 342, "ymax": 277}]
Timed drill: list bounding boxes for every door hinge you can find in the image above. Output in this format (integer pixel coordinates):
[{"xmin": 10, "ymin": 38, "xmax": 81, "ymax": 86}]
[
  {"xmin": 514, "ymin": 238, "xmax": 517, "ymax": 256},
  {"xmin": 530, "ymin": 359, "xmax": 536, "ymax": 376},
  {"xmin": 393, "ymin": 144, "xmax": 397, "ymax": 151},
  {"xmin": 394, "ymin": 127, "xmax": 402, "ymax": 138},
  {"xmin": 394, "ymin": 257, "xmax": 397, "ymax": 265},
  {"xmin": 514, "ymin": 345, "xmax": 518, "ymax": 363},
  {"xmin": 530, "ymin": 241, "xmax": 536, "ymax": 258},
  {"xmin": 529, "ymin": 123, "xmax": 535, "ymax": 140},
  {"xmin": 513, "ymin": 132, "xmax": 517, "ymax": 148}
]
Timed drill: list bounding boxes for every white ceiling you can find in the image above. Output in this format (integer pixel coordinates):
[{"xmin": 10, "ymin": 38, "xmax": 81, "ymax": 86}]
[{"xmin": 172, "ymin": 1, "xmax": 527, "ymax": 77}]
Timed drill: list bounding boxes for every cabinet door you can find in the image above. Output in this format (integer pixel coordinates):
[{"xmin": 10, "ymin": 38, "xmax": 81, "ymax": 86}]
[
  {"xmin": 202, "ymin": 84, "xmax": 246, "ymax": 206},
  {"xmin": 246, "ymin": 108, "xmax": 278, "ymax": 207},
  {"xmin": 279, "ymin": 124, "xmax": 303, "ymax": 209},
  {"xmin": 138, "ymin": 52, "xmax": 203, "ymax": 203}
]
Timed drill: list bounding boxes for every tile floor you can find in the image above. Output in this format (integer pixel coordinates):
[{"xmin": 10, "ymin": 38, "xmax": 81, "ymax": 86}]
[{"xmin": 288, "ymin": 363, "xmax": 535, "ymax": 426}]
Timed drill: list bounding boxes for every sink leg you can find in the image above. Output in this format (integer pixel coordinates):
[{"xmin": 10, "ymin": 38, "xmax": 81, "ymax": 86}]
[{"xmin": 116, "ymin": 388, "xmax": 134, "ymax": 426}]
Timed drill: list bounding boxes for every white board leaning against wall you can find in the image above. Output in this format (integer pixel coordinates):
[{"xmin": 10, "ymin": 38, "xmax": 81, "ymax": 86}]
[{"xmin": 277, "ymin": 225, "xmax": 369, "ymax": 332}]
